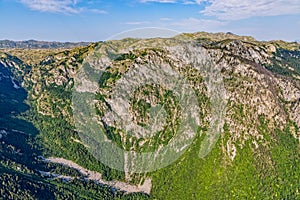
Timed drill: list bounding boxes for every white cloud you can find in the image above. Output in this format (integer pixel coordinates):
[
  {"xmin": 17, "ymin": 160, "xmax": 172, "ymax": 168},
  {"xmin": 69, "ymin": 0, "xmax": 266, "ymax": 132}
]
[
  {"xmin": 182, "ymin": 1, "xmax": 196, "ymax": 5},
  {"xmin": 139, "ymin": 0, "xmax": 200, "ymax": 3},
  {"xmin": 171, "ymin": 17, "xmax": 226, "ymax": 31},
  {"xmin": 125, "ymin": 21, "xmax": 150, "ymax": 25},
  {"xmin": 139, "ymin": 0, "xmax": 300, "ymax": 20},
  {"xmin": 160, "ymin": 17, "xmax": 172, "ymax": 21},
  {"xmin": 19, "ymin": 0, "xmax": 80, "ymax": 14},
  {"xmin": 139, "ymin": 0, "xmax": 176, "ymax": 3},
  {"xmin": 138, "ymin": 0, "xmax": 203, "ymax": 3},
  {"xmin": 89, "ymin": 9, "xmax": 108, "ymax": 14},
  {"xmin": 19, "ymin": 0, "xmax": 107, "ymax": 14},
  {"xmin": 199, "ymin": 0, "xmax": 300, "ymax": 20},
  {"xmin": 182, "ymin": 0, "xmax": 205, "ymax": 4}
]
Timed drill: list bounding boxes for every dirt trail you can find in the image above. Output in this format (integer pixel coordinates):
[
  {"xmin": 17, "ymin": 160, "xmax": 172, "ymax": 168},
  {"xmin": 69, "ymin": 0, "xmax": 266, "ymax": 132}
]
[{"xmin": 45, "ymin": 157, "xmax": 151, "ymax": 194}]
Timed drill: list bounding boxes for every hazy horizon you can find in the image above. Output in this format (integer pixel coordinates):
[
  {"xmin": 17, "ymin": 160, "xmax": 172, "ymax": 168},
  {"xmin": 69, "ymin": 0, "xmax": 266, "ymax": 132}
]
[{"xmin": 1, "ymin": 0, "xmax": 300, "ymax": 42}]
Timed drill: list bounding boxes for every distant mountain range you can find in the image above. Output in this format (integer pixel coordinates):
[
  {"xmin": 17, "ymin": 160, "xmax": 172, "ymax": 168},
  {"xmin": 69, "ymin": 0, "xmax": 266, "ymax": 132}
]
[{"xmin": 0, "ymin": 40, "xmax": 90, "ymax": 49}]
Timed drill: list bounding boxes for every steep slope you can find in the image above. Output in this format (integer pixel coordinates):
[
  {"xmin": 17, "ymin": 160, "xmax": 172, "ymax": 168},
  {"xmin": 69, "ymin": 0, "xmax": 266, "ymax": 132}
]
[
  {"xmin": 0, "ymin": 32, "xmax": 300, "ymax": 199},
  {"xmin": 0, "ymin": 51, "xmax": 149, "ymax": 199}
]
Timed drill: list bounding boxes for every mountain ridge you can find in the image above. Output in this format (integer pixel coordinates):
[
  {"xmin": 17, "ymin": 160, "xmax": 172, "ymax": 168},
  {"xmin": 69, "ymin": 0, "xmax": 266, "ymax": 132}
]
[
  {"xmin": 0, "ymin": 39, "xmax": 90, "ymax": 49},
  {"xmin": 0, "ymin": 32, "xmax": 300, "ymax": 199}
]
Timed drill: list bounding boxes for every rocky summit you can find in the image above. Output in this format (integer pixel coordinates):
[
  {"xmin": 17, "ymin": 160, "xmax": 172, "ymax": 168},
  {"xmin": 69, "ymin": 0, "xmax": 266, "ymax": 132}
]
[{"xmin": 0, "ymin": 32, "xmax": 299, "ymax": 199}]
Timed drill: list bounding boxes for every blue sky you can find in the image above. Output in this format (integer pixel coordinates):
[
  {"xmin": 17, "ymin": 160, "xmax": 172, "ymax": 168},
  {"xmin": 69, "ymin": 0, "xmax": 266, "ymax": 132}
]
[{"xmin": 0, "ymin": 0, "xmax": 300, "ymax": 42}]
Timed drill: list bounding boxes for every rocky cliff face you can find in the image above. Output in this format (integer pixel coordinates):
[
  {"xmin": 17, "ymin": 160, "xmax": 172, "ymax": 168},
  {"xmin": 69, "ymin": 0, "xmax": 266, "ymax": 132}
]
[{"xmin": 0, "ymin": 33, "xmax": 300, "ymax": 199}]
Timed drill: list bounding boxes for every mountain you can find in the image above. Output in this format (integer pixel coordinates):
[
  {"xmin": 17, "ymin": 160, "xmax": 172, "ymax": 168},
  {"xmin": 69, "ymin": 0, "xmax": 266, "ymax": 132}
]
[
  {"xmin": 0, "ymin": 32, "xmax": 300, "ymax": 199},
  {"xmin": 0, "ymin": 40, "xmax": 90, "ymax": 49}
]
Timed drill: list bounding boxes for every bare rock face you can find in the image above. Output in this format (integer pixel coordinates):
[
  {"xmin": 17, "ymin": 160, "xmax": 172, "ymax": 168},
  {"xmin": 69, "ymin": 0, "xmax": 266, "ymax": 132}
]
[
  {"xmin": 2, "ymin": 35, "xmax": 300, "ymax": 158},
  {"xmin": 276, "ymin": 78, "xmax": 300, "ymax": 129}
]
